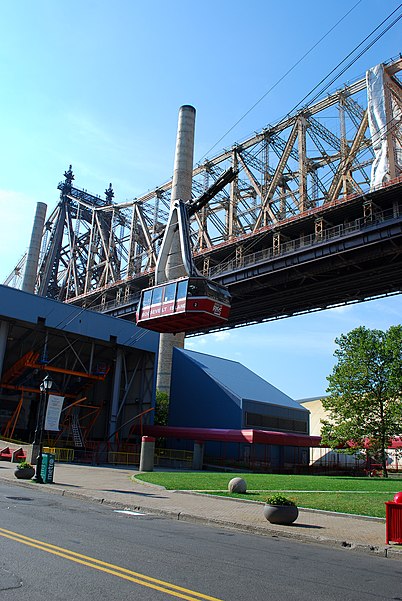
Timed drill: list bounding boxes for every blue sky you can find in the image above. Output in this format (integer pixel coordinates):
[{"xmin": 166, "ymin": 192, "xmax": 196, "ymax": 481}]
[{"xmin": 0, "ymin": 1, "xmax": 401, "ymax": 399}]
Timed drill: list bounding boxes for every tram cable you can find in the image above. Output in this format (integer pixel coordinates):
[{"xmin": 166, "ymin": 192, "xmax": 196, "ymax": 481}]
[
  {"xmin": 198, "ymin": 3, "xmax": 401, "ymax": 165},
  {"xmin": 197, "ymin": 0, "xmax": 364, "ymax": 163},
  {"xmin": 287, "ymin": 4, "xmax": 402, "ymax": 118}
]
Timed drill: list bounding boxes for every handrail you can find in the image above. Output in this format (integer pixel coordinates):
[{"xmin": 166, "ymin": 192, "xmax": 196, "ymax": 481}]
[{"xmin": 209, "ymin": 203, "xmax": 402, "ymax": 278}]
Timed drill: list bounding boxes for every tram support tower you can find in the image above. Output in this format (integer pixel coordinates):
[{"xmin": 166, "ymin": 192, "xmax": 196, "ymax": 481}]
[{"xmin": 156, "ymin": 105, "xmax": 196, "ymax": 395}]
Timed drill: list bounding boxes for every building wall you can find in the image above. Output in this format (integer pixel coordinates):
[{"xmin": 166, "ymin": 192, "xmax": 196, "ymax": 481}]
[
  {"xmin": 169, "ymin": 349, "xmax": 241, "ymax": 429},
  {"xmin": 300, "ymin": 398, "xmax": 364, "ymax": 468},
  {"xmin": 300, "ymin": 397, "xmax": 401, "ymax": 470},
  {"xmin": 169, "ymin": 349, "xmax": 309, "ymax": 433},
  {"xmin": 169, "ymin": 348, "xmax": 312, "ymax": 469}
]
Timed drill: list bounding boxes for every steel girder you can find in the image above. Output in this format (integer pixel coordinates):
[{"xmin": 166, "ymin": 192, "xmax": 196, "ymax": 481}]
[{"xmin": 6, "ymin": 58, "xmax": 402, "ymax": 303}]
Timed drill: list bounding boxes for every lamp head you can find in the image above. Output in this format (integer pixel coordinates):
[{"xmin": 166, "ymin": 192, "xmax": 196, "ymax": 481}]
[{"xmin": 40, "ymin": 375, "xmax": 53, "ymax": 392}]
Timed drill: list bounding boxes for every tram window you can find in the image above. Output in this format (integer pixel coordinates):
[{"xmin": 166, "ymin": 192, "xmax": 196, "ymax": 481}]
[
  {"xmin": 152, "ymin": 287, "xmax": 163, "ymax": 304},
  {"xmin": 188, "ymin": 280, "xmax": 206, "ymax": 296},
  {"xmin": 142, "ymin": 290, "xmax": 152, "ymax": 307},
  {"xmin": 163, "ymin": 283, "xmax": 176, "ymax": 302},
  {"xmin": 206, "ymin": 281, "xmax": 230, "ymax": 303},
  {"xmin": 177, "ymin": 280, "xmax": 188, "ymax": 299}
]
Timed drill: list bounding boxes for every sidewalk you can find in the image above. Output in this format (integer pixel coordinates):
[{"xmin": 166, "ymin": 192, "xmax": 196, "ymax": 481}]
[{"xmin": 1, "ymin": 461, "xmax": 401, "ymax": 560}]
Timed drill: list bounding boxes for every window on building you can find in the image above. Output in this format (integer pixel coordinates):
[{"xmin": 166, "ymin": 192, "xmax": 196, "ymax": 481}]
[{"xmin": 245, "ymin": 412, "xmax": 308, "ymax": 433}]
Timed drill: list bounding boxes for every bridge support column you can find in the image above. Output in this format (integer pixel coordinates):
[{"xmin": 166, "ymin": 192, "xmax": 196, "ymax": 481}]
[
  {"xmin": 156, "ymin": 333, "xmax": 185, "ymax": 396},
  {"xmin": 156, "ymin": 105, "xmax": 196, "ymax": 397},
  {"xmin": 192, "ymin": 441, "xmax": 204, "ymax": 470},
  {"xmin": 108, "ymin": 349, "xmax": 123, "ymax": 439},
  {"xmin": 22, "ymin": 202, "xmax": 47, "ymax": 293}
]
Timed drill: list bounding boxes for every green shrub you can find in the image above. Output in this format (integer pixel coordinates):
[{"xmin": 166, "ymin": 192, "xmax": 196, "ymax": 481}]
[
  {"xmin": 17, "ymin": 461, "xmax": 33, "ymax": 469},
  {"xmin": 265, "ymin": 494, "xmax": 296, "ymax": 506}
]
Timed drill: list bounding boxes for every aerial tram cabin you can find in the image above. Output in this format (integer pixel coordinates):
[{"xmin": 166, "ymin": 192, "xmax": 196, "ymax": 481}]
[
  {"xmin": 136, "ymin": 276, "xmax": 231, "ymax": 334},
  {"xmin": 136, "ymin": 198, "xmax": 231, "ymax": 334}
]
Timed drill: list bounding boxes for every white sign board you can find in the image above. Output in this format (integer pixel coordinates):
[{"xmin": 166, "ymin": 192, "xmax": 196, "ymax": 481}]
[{"xmin": 44, "ymin": 395, "xmax": 64, "ymax": 431}]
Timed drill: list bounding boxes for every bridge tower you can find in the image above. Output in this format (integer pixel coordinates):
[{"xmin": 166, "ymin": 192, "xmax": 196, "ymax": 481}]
[{"xmin": 156, "ymin": 105, "xmax": 196, "ymax": 396}]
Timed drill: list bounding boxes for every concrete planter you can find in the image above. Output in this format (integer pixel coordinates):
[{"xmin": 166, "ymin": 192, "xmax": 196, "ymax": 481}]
[
  {"xmin": 263, "ymin": 503, "xmax": 299, "ymax": 525},
  {"xmin": 14, "ymin": 466, "xmax": 35, "ymax": 480}
]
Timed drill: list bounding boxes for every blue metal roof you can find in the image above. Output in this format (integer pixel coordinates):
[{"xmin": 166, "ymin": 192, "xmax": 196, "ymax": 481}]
[
  {"xmin": 0, "ymin": 284, "xmax": 158, "ymax": 352},
  {"xmin": 179, "ymin": 348, "xmax": 307, "ymax": 412}
]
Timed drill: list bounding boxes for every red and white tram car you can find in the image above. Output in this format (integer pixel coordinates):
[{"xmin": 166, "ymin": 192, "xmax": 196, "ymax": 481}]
[{"xmin": 136, "ymin": 276, "xmax": 231, "ymax": 333}]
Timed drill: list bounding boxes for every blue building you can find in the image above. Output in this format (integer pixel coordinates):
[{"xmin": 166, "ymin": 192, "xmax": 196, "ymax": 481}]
[
  {"xmin": 0, "ymin": 284, "xmax": 316, "ymax": 470},
  {"xmin": 168, "ymin": 348, "xmax": 311, "ymax": 469},
  {"xmin": 0, "ymin": 285, "xmax": 158, "ymax": 445}
]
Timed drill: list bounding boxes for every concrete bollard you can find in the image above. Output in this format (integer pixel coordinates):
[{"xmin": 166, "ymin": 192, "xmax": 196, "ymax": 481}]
[
  {"xmin": 139, "ymin": 436, "xmax": 155, "ymax": 472},
  {"xmin": 228, "ymin": 477, "xmax": 247, "ymax": 493},
  {"xmin": 192, "ymin": 440, "xmax": 204, "ymax": 470}
]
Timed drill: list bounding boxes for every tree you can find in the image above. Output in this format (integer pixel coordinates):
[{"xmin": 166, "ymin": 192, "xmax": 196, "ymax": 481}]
[
  {"xmin": 321, "ymin": 325, "xmax": 402, "ymax": 477},
  {"xmin": 154, "ymin": 390, "xmax": 169, "ymax": 426}
]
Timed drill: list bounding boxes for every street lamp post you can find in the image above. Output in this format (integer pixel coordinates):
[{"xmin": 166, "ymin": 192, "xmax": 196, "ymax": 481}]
[{"xmin": 32, "ymin": 375, "xmax": 53, "ymax": 483}]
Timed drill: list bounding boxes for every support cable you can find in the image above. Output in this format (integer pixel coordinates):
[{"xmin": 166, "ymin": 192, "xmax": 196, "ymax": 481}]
[
  {"xmin": 287, "ymin": 4, "xmax": 402, "ymax": 116},
  {"xmin": 198, "ymin": 3, "xmax": 401, "ymax": 163}
]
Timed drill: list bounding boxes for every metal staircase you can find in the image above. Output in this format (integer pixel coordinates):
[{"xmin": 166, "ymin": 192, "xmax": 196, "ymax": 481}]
[{"xmin": 71, "ymin": 411, "xmax": 84, "ymax": 448}]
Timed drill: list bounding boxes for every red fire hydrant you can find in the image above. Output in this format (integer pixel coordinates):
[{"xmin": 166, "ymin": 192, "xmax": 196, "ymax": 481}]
[{"xmin": 385, "ymin": 492, "xmax": 402, "ymax": 544}]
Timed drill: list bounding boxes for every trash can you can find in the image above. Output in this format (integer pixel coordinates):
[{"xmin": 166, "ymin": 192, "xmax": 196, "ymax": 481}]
[
  {"xmin": 40, "ymin": 452, "xmax": 55, "ymax": 484},
  {"xmin": 385, "ymin": 492, "xmax": 402, "ymax": 544}
]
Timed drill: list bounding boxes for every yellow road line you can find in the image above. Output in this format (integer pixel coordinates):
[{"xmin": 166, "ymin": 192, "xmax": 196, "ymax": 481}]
[{"xmin": 0, "ymin": 527, "xmax": 224, "ymax": 601}]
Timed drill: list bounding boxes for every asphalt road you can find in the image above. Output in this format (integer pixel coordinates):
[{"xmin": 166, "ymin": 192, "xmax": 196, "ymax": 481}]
[{"xmin": 0, "ymin": 482, "xmax": 402, "ymax": 601}]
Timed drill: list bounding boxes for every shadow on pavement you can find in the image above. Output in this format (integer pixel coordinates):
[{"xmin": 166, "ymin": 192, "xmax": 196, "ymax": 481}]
[
  {"xmin": 53, "ymin": 482, "xmax": 82, "ymax": 488},
  {"xmin": 103, "ymin": 489, "xmax": 168, "ymax": 498},
  {"xmin": 293, "ymin": 523, "xmax": 323, "ymax": 529}
]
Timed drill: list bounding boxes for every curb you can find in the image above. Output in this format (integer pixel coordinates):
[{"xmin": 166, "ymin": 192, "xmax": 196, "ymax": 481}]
[
  {"xmin": 176, "ymin": 489, "xmax": 386, "ymax": 523},
  {"xmin": 1, "ymin": 475, "xmax": 401, "ymax": 561}
]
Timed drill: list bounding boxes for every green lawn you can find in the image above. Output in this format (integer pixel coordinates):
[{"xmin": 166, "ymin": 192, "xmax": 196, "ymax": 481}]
[{"xmin": 134, "ymin": 472, "xmax": 402, "ymax": 518}]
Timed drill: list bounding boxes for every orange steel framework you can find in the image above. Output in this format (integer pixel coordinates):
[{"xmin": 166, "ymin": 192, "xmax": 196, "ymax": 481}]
[
  {"xmin": 0, "ymin": 350, "xmax": 110, "ymax": 440},
  {"xmin": 51, "ymin": 399, "xmax": 103, "ymax": 448}
]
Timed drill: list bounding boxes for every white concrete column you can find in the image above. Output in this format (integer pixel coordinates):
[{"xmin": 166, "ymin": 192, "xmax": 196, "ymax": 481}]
[
  {"xmin": 139, "ymin": 436, "xmax": 155, "ymax": 471},
  {"xmin": 170, "ymin": 105, "xmax": 196, "ymax": 202},
  {"xmin": 156, "ymin": 106, "xmax": 196, "ymax": 395},
  {"xmin": 192, "ymin": 440, "xmax": 204, "ymax": 470},
  {"xmin": 156, "ymin": 333, "xmax": 185, "ymax": 396},
  {"xmin": 22, "ymin": 202, "xmax": 47, "ymax": 293}
]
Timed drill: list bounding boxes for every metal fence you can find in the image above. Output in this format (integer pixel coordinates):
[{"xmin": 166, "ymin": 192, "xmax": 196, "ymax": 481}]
[{"xmin": 43, "ymin": 445, "xmax": 193, "ymax": 468}]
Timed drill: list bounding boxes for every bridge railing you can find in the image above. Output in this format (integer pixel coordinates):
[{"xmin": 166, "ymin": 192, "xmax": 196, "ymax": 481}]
[{"xmin": 209, "ymin": 203, "xmax": 401, "ymax": 278}]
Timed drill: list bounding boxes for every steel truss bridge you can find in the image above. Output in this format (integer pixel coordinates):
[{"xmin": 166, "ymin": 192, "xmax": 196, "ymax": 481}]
[{"xmin": 6, "ymin": 57, "xmax": 402, "ymax": 333}]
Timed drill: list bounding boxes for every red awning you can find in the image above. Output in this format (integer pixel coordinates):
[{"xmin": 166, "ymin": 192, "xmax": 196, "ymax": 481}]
[
  {"xmin": 348, "ymin": 436, "xmax": 402, "ymax": 450},
  {"xmin": 140, "ymin": 425, "xmax": 322, "ymax": 447}
]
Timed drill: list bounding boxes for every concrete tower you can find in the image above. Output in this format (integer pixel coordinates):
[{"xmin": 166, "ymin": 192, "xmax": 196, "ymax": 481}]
[
  {"xmin": 22, "ymin": 202, "xmax": 47, "ymax": 293},
  {"xmin": 156, "ymin": 105, "xmax": 196, "ymax": 395}
]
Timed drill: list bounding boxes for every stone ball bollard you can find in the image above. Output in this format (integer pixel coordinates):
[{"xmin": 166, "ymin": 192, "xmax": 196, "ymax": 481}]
[{"xmin": 228, "ymin": 477, "xmax": 247, "ymax": 493}]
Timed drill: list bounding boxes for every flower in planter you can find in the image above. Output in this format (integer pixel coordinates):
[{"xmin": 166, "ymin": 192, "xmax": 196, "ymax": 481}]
[
  {"xmin": 14, "ymin": 461, "xmax": 35, "ymax": 479},
  {"xmin": 265, "ymin": 494, "xmax": 296, "ymax": 506},
  {"xmin": 16, "ymin": 461, "xmax": 33, "ymax": 470},
  {"xmin": 263, "ymin": 494, "xmax": 298, "ymax": 524}
]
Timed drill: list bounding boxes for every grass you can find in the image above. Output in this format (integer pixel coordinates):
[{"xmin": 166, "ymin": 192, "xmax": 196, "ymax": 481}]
[{"xmin": 135, "ymin": 472, "xmax": 402, "ymax": 518}]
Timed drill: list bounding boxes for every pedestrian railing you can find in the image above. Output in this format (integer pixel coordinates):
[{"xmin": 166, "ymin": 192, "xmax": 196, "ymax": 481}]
[{"xmin": 43, "ymin": 446, "xmax": 75, "ymax": 463}]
